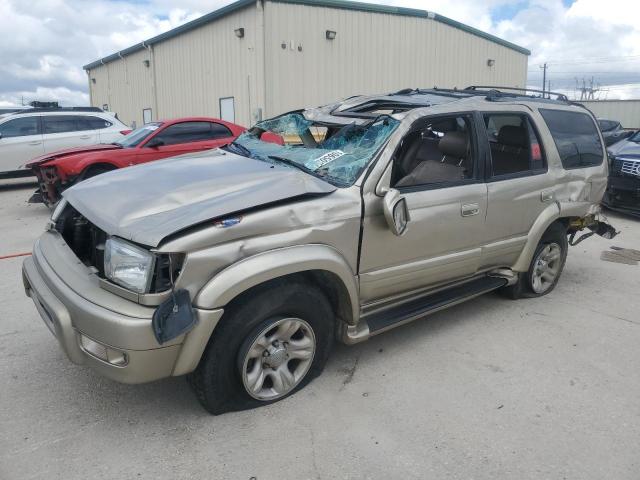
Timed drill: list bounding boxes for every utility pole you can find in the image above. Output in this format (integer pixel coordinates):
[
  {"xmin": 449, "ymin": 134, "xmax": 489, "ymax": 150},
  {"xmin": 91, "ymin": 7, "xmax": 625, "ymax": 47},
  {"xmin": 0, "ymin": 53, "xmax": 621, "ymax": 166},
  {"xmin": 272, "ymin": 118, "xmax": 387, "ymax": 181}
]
[{"xmin": 540, "ymin": 63, "xmax": 548, "ymax": 98}]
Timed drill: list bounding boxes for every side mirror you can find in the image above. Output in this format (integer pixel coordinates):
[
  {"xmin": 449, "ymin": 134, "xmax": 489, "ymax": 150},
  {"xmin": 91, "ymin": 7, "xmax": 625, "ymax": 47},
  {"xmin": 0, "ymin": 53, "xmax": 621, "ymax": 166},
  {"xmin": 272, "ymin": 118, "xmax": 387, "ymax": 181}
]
[
  {"xmin": 383, "ymin": 188, "xmax": 410, "ymax": 236},
  {"xmin": 146, "ymin": 138, "xmax": 164, "ymax": 148},
  {"xmin": 0, "ymin": 133, "xmax": 3, "ymax": 140}
]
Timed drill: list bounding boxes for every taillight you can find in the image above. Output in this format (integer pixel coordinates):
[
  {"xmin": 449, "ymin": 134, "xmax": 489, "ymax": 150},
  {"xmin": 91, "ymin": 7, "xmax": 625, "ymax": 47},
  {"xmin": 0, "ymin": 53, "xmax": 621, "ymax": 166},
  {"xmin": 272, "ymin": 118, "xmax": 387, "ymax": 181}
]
[{"xmin": 120, "ymin": 130, "xmax": 132, "ymax": 135}]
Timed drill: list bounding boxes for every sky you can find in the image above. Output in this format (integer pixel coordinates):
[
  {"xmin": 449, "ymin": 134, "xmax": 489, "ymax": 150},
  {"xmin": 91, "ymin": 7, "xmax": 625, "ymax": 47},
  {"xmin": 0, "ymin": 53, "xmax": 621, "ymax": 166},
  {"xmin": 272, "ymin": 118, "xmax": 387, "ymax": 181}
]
[{"xmin": 0, "ymin": 0, "xmax": 639, "ymax": 106}]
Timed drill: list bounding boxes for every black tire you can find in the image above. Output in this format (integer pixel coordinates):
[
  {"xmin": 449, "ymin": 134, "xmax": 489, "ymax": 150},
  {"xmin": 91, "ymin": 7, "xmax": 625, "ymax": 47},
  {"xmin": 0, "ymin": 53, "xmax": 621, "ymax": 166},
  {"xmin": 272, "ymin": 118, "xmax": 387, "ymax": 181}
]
[
  {"xmin": 500, "ymin": 222, "xmax": 568, "ymax": 299},
  {"xmin": 187, "ymin": 280, "xmax": 334, "ymax": 415}
]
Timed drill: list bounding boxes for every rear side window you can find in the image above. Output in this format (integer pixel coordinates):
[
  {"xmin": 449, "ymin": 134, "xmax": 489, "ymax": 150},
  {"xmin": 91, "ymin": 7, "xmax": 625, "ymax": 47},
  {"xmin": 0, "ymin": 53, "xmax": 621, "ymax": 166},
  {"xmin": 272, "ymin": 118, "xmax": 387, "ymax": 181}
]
[
  {"xmin": 484, "ymin": 114, "xmax": 546, "ymax": 177},
  {"xmin": 0, "ymin": 117, "xmax": 41, "ymax": 138},
  {"xmin": 78, "ymin": 116, "xmax": 113, "ymax": 130},
  {"xmin": 540, "ymin": 109, "xmax": 604, "ymax": 169},
  {"xmin": 155, "ymin": 121, "xmax": 232, "ymax": 145}
]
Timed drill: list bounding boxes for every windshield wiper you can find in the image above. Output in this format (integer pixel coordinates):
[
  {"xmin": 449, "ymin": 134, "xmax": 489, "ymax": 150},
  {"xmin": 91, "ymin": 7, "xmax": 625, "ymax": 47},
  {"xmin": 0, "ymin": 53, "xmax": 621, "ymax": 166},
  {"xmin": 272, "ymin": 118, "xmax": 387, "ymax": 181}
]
[
  {"xmin": 110, "ymin": 142, "xmax": 123, "ymax": 147},
  {"xmin": 224, "ymin": 140, "xmax": 252, "ymax": 158},
  {"xmin": 267, "ymin": 155, "xmax": 348, "ymax": 186}
]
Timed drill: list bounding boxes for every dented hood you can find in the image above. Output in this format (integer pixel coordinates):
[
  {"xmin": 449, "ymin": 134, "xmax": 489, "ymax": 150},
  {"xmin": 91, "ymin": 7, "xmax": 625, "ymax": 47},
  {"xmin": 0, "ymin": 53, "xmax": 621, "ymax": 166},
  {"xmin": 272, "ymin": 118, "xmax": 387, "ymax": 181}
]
[
  {"xmin": 26, "ymin": 143, "xmax": 123, "ymax": 168},
  {"xmin": 63, "ymin": 149, "xmax": 336, "ymax": 246},
  {"xmin": 608, "ymin": 138, "xmax": 640, "ymax": 157}
]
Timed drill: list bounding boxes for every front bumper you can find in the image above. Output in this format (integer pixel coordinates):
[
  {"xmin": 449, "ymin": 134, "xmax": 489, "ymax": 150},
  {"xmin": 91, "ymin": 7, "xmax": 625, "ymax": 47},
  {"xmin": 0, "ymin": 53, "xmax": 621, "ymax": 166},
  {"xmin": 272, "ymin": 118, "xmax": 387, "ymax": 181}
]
[
  {"xmin": 604, "ymin": 175, "xmax": 640, "ymax": 212},
  {"xmin": 22, "ymin": 232, "xmax": 223, "ymax": 384}
]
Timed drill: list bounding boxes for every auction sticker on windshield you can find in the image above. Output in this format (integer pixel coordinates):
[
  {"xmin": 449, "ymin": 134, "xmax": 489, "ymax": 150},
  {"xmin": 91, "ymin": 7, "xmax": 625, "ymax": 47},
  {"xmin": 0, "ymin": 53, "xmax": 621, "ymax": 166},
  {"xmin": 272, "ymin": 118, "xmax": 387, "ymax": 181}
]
[{"xmin": 309, "ymin": 150, "xmax": 345, "ymax": 170}]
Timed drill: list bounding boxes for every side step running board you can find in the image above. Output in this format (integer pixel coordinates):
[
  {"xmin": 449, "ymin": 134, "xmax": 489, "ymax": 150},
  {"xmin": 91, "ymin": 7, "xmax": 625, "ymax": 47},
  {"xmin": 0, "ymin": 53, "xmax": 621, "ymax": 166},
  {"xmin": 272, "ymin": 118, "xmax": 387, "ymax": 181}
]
[{"xmin": 365, "ymin": 276, "xmax": 508, "ymax": 335}]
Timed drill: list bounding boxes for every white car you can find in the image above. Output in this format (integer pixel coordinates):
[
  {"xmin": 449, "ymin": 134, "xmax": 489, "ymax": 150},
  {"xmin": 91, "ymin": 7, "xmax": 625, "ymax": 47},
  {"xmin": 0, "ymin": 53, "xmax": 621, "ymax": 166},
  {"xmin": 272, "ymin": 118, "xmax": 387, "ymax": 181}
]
[{"xmin": 0, "ymin": 108, "xmax": 130, "ymax": 178}]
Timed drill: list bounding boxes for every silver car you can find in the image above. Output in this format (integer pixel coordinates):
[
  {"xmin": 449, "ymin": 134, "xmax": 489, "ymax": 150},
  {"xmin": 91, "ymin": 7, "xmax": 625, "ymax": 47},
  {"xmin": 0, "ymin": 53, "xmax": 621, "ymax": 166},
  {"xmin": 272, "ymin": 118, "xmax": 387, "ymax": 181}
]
[{"xmin": 23, "ymin": 87, "xmax": 615, "ymax": 414}]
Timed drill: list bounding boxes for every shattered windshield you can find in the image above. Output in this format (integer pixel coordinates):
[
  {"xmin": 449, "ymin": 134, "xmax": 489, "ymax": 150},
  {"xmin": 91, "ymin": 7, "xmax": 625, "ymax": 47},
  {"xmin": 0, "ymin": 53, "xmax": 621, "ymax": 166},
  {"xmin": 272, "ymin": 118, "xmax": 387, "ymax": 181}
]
[{"xmin": 229, "ymin": 113, "xmax": 399, "ymax": 186}]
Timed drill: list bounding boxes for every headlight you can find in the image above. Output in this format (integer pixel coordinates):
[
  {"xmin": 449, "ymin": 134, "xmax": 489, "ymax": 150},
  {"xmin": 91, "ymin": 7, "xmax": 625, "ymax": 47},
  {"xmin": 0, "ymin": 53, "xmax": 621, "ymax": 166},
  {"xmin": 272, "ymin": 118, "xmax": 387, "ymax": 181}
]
[
  {"xmin": 104, "ymin": 237, "xmax": 155, "ymax": 293},
  {"xmin": 50, "ymin": 198, "xmax": 67, "ymax": 223}
]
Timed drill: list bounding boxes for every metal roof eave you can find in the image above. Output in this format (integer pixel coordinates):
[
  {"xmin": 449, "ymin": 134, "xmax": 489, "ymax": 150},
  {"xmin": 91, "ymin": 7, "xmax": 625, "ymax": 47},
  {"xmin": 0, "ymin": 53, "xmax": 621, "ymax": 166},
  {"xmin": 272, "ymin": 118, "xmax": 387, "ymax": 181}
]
[{"xmin": 83, "ymin": 0, "xmax": 530, "ymax": 71}]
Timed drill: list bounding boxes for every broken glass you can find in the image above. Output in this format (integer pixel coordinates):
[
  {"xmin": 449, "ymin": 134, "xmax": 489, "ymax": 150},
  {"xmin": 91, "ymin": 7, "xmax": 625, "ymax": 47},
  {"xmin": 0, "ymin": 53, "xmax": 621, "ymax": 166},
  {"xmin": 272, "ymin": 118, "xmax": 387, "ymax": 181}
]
[{"xmin": 231, "ymin": 113, "xmax": 399, "ymax": 186}]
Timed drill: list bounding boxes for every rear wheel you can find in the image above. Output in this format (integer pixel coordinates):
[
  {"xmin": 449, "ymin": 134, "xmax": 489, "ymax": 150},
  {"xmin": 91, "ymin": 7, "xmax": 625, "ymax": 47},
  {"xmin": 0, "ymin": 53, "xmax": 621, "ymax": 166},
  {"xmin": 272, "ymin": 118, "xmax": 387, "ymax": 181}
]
[
  {"xmin": 501, "ymin": 222, "xmax": 568, "ymax": 299},
  {"xmin": 187, "ymin": 281, "xmax": 334, "ymax": 415}
]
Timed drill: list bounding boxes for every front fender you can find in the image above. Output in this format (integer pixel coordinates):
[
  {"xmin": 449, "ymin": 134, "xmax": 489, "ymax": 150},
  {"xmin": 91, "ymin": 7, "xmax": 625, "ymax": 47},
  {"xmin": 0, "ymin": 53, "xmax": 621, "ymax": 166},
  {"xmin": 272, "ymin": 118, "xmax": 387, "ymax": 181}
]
[
  {"xmin": 512, "ymin": 202, "xmax": 561, "ymax": 272},
  {"xmin": 194, "ymin": 244, "xmax": 360, "ymax": 323}
]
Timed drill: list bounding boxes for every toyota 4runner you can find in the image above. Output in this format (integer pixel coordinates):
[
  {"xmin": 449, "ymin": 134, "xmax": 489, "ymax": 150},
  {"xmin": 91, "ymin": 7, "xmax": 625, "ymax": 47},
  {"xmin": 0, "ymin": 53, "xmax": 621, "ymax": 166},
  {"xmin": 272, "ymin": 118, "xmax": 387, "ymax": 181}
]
[{"xmin": 23, "ymin": 87, "xmax": 616, "ymax": 414}]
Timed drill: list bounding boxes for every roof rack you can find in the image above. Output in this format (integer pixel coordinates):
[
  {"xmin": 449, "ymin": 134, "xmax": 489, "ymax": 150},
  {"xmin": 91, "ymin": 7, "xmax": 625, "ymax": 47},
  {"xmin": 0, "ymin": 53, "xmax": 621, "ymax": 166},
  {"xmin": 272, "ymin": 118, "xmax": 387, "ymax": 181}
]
[
  {"xmin": 391, "ymin": 86, "xmax": 571, "ymax": 104},
  {"xmin": 464, "ymin": 86, "xmax": 570, "ymax": 102},
  {"xmin": 11, "ymin": 107, "xmax": 104, "ymax": 115}
]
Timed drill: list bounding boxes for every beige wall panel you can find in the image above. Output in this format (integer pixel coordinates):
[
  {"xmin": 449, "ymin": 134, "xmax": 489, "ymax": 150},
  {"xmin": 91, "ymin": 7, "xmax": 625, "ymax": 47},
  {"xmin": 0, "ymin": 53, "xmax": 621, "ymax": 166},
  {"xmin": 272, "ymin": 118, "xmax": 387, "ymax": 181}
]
[
  {"xmin": 582, "ymin": 100, "xmax": 640, "ymax": 128},
  {"xmin": 87, "ymin": 49, "xmax": 154, "ymax": 127},
  {"xmin": 263, "ymin": 2, "xmax": 527, "ymax": 117},
  {"xmin": 152, "ymin": 6, "xmax": 258, "ymax": 127}
]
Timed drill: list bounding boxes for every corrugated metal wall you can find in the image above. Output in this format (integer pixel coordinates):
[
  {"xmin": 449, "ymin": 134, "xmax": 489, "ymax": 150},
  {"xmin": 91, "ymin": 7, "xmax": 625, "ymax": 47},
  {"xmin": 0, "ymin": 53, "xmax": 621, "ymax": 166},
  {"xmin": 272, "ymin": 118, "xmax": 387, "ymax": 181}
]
[
  {"xmin": 88, "ymin": 5, "xmax": 259, "ymax": 127},
  {"xmin": 88, "ymin": 49, "xmax": 155, "ymax": 127},
  {"xmin": 87, "ymin": 1, "xmax": 528, "ymax": 129},
  {"xmin": 581, "ymin": 100, "xmax": 640, "ymax": 129},
  {"xmin": 263, "ymin": 2, "xmax": 527, "ymax": 115}
]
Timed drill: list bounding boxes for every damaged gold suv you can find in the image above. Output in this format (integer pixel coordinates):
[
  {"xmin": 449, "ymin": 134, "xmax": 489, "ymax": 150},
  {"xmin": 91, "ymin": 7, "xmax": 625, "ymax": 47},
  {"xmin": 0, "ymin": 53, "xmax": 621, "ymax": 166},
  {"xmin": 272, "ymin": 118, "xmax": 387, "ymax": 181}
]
[{"xmin": 23, "ymin": 87, "xmax": 616, "ymax": 414}]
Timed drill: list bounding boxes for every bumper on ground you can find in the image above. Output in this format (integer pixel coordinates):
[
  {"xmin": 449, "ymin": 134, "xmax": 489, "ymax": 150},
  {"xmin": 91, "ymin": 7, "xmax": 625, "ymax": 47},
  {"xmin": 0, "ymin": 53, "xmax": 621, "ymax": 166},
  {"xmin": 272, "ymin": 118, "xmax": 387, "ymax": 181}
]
[{"xmin": 22, "ymin": 238, "xmax": 222, "ymax": 384}]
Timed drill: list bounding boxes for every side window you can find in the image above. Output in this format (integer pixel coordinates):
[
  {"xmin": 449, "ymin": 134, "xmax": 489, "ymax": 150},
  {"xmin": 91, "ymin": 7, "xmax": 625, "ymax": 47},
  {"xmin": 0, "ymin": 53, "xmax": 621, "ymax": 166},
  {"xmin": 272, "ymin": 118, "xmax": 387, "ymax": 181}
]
[
  {"xmin": 0, "ymin": 117, "xmax": 41, "ymax": 138},
  {"xmin": 78, "ymin": 116, "xmax": 113, "ymax": 130},
  {"xmin": 391, "ymin": 115, "xmax": 475, "ymax": 188},
  {"xmin": 539, "ymin": 109, "xmax": 604, "ymax": 169},
  {"xmin": 484, "ymin": 114, "xmax": 546, "ymax": 177},
  {"xmin": 210, "ymin": 122, "xmax": 233, "ymax": 139},
  {"xmin": 43, "ymin": 115, "xmax": 79, "ymax": 134},
  {"xmin": 153, "ymin": 122, "xmax": 224, "ymax": 146}
]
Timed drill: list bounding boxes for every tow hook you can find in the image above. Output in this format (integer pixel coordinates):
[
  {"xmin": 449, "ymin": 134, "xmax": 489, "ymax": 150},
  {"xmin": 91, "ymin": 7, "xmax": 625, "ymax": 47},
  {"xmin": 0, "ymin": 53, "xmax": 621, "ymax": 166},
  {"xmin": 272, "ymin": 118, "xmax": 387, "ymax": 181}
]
[{"xmin": 568, "ymin": 215, "xmax": 619, "ymax": 246}]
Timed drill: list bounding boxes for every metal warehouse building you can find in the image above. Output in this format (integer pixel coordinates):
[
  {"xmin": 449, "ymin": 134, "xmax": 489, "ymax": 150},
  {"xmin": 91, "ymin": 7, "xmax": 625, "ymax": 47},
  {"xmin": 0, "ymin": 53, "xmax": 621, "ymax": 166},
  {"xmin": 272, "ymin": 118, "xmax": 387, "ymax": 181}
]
[{"xmin": 84, "ymin": 0, "xmax": 530, "ymax": 128}]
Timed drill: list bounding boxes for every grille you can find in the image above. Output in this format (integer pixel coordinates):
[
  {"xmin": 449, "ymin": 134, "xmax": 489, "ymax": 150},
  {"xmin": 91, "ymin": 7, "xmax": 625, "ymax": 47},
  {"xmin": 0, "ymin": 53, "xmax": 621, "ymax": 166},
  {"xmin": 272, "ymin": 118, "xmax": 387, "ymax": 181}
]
[
  {"xmin": 620, "ymin": 158, "xmax": 640, "ymax": 177},
  {"xmin": 55, "ymin": 205, "xmax": 107, "ymax": 276}
]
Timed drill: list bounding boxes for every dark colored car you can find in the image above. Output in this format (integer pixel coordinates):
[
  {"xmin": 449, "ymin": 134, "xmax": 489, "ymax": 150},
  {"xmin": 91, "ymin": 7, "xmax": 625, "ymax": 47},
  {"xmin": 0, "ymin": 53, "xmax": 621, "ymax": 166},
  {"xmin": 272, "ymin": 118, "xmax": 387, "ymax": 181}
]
[
  {"xmin": 27, "ymin": 117, "xmax": 246, "ymax": 206},
  {"xmin": 604, "ymin": 131, "xmax": 640, "ymax": 216},
  {"xmin": 598, "ymin": 119, "xmax": 635, "ymax": 147}
]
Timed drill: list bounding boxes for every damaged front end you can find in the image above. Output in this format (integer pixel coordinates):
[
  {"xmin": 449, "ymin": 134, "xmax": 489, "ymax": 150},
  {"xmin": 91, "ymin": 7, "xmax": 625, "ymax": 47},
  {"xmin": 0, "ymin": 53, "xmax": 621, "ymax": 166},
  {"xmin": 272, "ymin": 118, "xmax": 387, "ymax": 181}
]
[
  {"xmin": 29, "ymin": 165, "xmax": 67, "ymax": 207},
  {"xmin": 603, "ymin": 155, "xmax": 640, "ymax": 217}
]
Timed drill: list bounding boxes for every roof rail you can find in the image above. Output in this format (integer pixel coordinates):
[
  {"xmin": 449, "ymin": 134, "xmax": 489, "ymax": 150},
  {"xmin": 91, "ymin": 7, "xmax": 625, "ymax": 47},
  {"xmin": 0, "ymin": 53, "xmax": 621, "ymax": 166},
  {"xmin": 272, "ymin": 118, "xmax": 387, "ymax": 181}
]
[
  {"xmin": 11, "ymin": 107, "xmax": 104, "ymax": 115},
  {"xmin": 464, "ymin": 86, "xmax": 569, "ymax": 102}
]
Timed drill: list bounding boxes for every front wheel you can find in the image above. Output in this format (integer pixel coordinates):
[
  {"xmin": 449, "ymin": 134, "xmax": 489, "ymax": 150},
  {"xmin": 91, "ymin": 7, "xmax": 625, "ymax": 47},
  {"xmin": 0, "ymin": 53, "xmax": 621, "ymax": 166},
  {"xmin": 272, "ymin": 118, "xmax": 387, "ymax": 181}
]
[{"xmin": 187, "ymin": 281, "xmax": 334, "ymax": 415}]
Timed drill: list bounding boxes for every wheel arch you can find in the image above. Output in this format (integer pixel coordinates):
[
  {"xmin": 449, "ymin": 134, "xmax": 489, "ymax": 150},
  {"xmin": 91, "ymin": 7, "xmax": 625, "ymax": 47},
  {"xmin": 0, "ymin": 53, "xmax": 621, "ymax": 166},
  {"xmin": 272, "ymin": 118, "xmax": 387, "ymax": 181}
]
[
  {"xmin": 512, "ymin": 203, "xmax": 570, "ymax": 272},
  {"xmin": 194, "ymin": 244, "xmax": 360, "ymax": 326},
  {"xmin": 79, "ymin": 161, "xmax": 118, "ymax": 179}
]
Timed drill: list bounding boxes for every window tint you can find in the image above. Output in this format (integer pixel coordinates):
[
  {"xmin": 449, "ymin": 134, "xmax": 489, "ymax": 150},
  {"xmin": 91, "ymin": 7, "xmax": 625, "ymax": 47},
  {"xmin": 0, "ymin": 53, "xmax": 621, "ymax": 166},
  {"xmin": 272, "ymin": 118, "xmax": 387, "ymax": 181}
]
[
  {"xmin": 210, "ymin": 122, "xmax": 233, "ymax": 139},
  {"xmin": 484, "ymin": 114, "xmax": 546, "ymax": 177},
  {"xmin": 43, "ymin": 115, "xmax": 81, "ymax": 134},
  {"xmin": 540, "ymin": 109, "xmax": 604, "ymax": 169},
  {"xmin": 392, "ymin": 115, "xmax": 475, "ymax": 188},
  {"xmin": 78, "ymin": 116, "xmax": 112, "ymax": 130},
  {"xmin": 154, "ymin": 121, "xmax": 231, "ymax": 145},
  {"xmin": 0, "ymin": 117, "xmax": 41, "ymax": 138}
]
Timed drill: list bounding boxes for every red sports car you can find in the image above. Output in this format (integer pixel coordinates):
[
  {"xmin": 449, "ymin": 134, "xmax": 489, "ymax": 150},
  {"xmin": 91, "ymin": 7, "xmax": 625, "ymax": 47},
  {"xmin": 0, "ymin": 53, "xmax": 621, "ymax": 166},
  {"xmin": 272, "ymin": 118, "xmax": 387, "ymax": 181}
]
[{"xmin": 28, "ymin": 117, "xmax": 246, "ymax": 206}]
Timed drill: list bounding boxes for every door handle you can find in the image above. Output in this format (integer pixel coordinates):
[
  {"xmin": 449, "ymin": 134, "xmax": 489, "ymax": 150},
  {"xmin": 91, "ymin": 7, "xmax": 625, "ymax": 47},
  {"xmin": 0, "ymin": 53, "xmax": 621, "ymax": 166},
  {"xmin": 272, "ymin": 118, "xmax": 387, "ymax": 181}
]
[
  {"xmin": 79, "ymin": 135, "xmax": 91, "ymax": 139},
  {"xmin": 461, "ymin": 203, "xmax": 480, "ymax": 217},
  {"xmin": 28, "ymin": 141, "xmax": 42, "ymax": 146},
  {"xmin": 541, "ymin": 190, "xmax": 554, "ymax": 202}
]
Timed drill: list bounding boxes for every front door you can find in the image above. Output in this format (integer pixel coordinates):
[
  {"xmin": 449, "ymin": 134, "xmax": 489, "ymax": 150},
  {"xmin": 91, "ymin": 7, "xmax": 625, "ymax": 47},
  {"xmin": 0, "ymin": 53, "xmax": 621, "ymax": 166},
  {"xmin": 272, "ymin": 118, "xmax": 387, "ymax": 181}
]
[
  {"xmin": 359, "ymin": 113, "xmax": 488, "ymax": 303},
  {"xmin": 0, "ymin": 116, "xmax": 44, "ymax": 172}
]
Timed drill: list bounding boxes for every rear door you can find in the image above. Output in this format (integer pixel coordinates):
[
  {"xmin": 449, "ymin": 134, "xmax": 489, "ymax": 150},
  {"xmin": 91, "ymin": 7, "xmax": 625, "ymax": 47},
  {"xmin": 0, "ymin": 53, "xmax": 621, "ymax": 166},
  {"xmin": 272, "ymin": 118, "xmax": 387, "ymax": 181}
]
[
  {"xmin": 135, "ymin": 121, "xmax": 235, "ymax": 164},
  {"xmin": 479, "ymin": 112, "xmax": 555, "ymax": 268},
  {"xmin": 0, "ymin": 116, "xmax": 44, "ymax": 172},
  {"xmin": 42, "ymin": 115, "xmax": 98, "ymax": 154}
]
